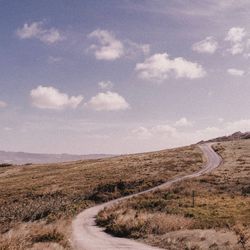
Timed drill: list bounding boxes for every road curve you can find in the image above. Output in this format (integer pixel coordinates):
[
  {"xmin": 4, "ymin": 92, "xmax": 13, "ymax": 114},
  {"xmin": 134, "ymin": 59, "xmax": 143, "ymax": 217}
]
[{"xmin": 71, "ymin": 143, "xmax": 222, "ymax": 250}]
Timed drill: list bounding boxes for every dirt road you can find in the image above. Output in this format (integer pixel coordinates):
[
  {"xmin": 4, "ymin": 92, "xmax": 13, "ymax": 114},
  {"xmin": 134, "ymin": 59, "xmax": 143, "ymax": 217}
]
[{"xmin": 72, "ymin": 143, "xmax": 222, "ymax": 250}]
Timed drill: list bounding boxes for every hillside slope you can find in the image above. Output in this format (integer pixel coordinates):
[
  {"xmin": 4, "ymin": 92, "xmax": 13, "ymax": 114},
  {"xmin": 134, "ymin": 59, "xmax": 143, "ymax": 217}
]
[
  {"xmin": 97, "ymin": 140, "xmax": 250, "ymax": 249},
  {"xmin": 0, "ymin": 145, "xmax": 203, "ymax": 249}
]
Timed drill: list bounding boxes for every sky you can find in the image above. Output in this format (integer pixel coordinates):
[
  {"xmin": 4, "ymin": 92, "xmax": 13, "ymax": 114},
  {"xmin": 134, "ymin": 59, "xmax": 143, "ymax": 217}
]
[{"xmin": 0, "ymin": 0, "xmax": 250, "ymax": 154}]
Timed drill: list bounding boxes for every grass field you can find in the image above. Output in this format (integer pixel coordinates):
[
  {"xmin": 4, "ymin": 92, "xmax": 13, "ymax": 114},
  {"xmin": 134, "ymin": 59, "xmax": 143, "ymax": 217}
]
[
  {"xmin": 0, "ymin": 145, "xmax": 203, "ymax": 249},
  {"xmin": 97, "ymin": 140, "xmax": 250, "ymax": 249}
]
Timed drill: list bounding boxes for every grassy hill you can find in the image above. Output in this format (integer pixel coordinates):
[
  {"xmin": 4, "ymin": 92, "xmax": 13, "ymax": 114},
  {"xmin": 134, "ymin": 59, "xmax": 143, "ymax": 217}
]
[
  {"xmin": 97, "ymin": 140, "xmax": 250, "ymax": 249},
  {"xmin": 0, "ymin": 145, "xmax": 203, "ymax": 249},
  {"xmin": 1, "ymin": 139, "xmax": 249, "ymax": 249}
]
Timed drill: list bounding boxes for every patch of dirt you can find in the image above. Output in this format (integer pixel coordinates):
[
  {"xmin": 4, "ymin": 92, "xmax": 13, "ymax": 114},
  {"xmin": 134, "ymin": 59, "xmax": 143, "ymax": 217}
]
[
  {"xmin": 145, "ymin": 229, "xmax": 242, "ymax": 250},
  {"xmin": 0, "ymin": 166, "xmax": 22, "ymax": 178},
  {"xmin": 28, "ymin": 242, "xmax": 65, "ymax": 250}
]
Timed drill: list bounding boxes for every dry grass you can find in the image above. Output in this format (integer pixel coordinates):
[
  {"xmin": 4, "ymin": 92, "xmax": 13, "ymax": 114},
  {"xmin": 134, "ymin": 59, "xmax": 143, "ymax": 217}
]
[
  {"xmin": 97, "ymin": 140, "xmax": 250, "ymax": 249},
  {"xmin": 0, "ymin": 144, "xmax": 203, "ymax": 249},
  {"xmin": 0, "ymin": 220, "xmax": 70, "ymax": 250},
  {"xmin": 97, "ymin": 208, "xmax": 193, "ymax": 238}
]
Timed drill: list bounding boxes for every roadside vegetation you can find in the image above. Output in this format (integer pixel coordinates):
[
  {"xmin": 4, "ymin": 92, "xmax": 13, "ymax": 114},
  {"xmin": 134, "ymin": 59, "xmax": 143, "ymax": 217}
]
[
  {"xmin": 97, "ymin": 140, "xmax": 250, "ymax": 249},
  {"xmin": 0, "ymin": 145, "xmax": 203, "ymax": 249}
]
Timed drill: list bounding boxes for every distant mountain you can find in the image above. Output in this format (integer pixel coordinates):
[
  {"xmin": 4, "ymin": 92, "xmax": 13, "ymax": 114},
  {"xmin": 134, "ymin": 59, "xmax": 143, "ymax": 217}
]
[
  {"xmin": 0, "ymin": 151, "xmax": 114, "ymax": 165},
  {"xmin": 199, "ymin": 131, "xmax": 250, "ymax": 143}
]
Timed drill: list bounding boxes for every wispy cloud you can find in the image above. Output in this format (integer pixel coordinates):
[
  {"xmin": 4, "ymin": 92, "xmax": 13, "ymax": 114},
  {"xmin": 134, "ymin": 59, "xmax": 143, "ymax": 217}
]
[
  {"xmin": 131, "ymin": 118, "xmax": 194, "ymax": 140},
  {"xmin": 88, "ymin": 29, "xmax": 124, "ymax": 60},
  {"xmin": 175, "ymin": 117, "xmax": 194, "ymax": 127},
  {"xmin": 98, "ymin": 81, "xmax": 114, "ymax": 90},
  {"xmin": 0, "ymin": 100, "xmax": 7, "ymax": 108},
  {"xmin": 48, "ymin": 56, "xmax": 62, "ymax": 63},
  {"xmin": 124, "ymin": 0, "xmax": 250, "ymax": 19},
  {"xmin": 16, "ymin": 21, "xmax": 64, "ymax": 44},
  {"xmin": 132, "ymin": 124, "xmax": 177, "ymax": 140},
  {"xmin": 130, "ymin": 118, "xmax": 250, "ymax": 150},
  {"xmin": 192, "ymin": 36, "xmax": 218, "ymax": 54},
  {"xmin": 88, "ymin": 29, "xmax": 150, "ymax": 60},
  {"xmin": 125, "ymin": 40, "xmax": 150, "ymax": 58},
  {"xmin": 131, "ymin": 126, "xmax": 152, "ymax": 139},
  {"xmin": 227, "ymin": 68, "xmax": 245, "ymax": 76}
]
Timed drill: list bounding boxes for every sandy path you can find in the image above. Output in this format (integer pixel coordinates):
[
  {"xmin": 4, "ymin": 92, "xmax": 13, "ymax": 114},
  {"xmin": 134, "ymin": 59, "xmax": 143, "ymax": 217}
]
[{"xmin": 72, "ymin": 143, "xmax": 222, "ymax": 250}]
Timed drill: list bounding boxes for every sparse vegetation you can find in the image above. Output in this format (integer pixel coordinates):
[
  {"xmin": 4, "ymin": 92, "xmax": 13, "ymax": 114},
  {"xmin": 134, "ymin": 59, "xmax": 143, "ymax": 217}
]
[
  {"xmin": 0, "ymin": 220, "xmax": 70, "ymax": 250},
  {"xmin": 0, "ymin": 163, "xmax": 13, "ymax": 168},
  {"xmin": 0, "ymin": 145, "xmax": 203, "ymax": 249}
]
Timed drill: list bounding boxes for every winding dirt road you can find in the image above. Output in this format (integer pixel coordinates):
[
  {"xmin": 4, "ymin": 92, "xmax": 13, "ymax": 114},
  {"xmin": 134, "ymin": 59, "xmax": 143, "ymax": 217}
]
[{"xmin": 72, "ymin": 143, "xmax": 222, "ymax": 250}]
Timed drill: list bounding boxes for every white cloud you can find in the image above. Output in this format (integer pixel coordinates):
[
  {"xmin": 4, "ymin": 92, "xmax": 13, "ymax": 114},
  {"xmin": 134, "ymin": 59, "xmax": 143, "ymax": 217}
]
[
  {"xmin": 193, "ymin": 119, "xmax": 250, "ymax": 141},
  {"xmin": 135, "ymin": 43, "xmax": 150, "ymax": 55},
  {"xmin": 192, "ymin": 36, "xmax": 218, "ymax": 54},
  {"xmin": 175, "ymin": 117, "xmax": 193, "ymax": 127},
  {"xmin": 225, "ymin": 27, "xmax": 246, "ymax": 43},
  {"xmin": 135, "ymin": 53, "xmax": 206, "ymax": 81},
  {"xmin": 132, "ymin": 124, "xmax": 177, "ymax": 140},
  {"xmin": 132, "ymin": 126, "xmax": 152, "ymax": 139},
  {"xmin": 125, "ymin": 40, "xmax": 150, "ymax": 57},
  {"xmin": 88, "ymin": 29, "xmax": 150, "ymax": 60},
  {"xmin": 0, "ymin": 100, "xmax": 7, "ymax": 108},
  {"xmin": 228, "ymin": 43, "xmax": 244, "ymax": 55},
  {"xmin": 4, "ymin": 127, "xmax": 12, "ymax": 131},
  {"xmin": 30, "ymin": 85, "xmax": 83, "ymax": 110},
  {"xmin": 88, "ymin": 29, "xmax": 124, "ymax": 60},
  {"xmin": 227, "ymin": 68, "xmax": 244, "ymax": 76},
  {"xmin": 243, "ymin": 52, "xmax": 250, "ymax": 58},
  {"xmin": 226, "ymin": 119, "xmax": 250, "ymax": 132},
  {"xmin": 208, "ymin": 91, "xmax": 213, "ymax": 97},
  {"xmin": 225, "ymin": 27, "xmax": 247, "ymax": 55},
  {"xmin": 88, "ymin": 91, "xmax": 129, "ymax": 111},
  {"xmin": 0, "ymin": 101, "xmax": 7, "ymax": 108},
  {"xmin": 98, "ymin": 81, "xmax": 113, "ymax": 90},
  {"xmin": 127, "ymin": 117, "xmax": 250, "ymax": 152},
  {"xmin": 151, "ymin": 124, "xmax": 177, "ymax": 135},
  {"xmin": 16, "ymin": 21, "xmax": 64, "ymax": 44},
  {"xmin": 246, "ymin": 39, "xmax": 250, "ymax": 48}
]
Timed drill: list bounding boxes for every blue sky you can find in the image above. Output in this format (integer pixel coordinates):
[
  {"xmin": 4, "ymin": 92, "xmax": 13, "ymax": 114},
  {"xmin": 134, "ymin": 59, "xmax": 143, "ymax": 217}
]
[{"xmin": 1, "ymin": 0, "xmax": 250, "ymax": 154}]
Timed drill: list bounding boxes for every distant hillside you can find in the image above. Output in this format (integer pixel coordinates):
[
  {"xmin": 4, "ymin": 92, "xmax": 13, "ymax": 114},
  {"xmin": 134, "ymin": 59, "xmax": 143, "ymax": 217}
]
[
  {"xmin": 200, "ymin": 131, "xmax": 250, "ymax": 143},
  {"xmin": 0, "ymin": 151, "xmax": 114, "ymax": 165}
]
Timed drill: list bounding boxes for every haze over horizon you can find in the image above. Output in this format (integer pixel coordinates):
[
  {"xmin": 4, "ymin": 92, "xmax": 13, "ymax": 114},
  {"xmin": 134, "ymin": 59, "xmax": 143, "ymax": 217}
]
[{"xmin": 1, "ymin": 0, "xmax": 250, "ymax": 155}]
